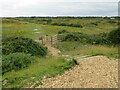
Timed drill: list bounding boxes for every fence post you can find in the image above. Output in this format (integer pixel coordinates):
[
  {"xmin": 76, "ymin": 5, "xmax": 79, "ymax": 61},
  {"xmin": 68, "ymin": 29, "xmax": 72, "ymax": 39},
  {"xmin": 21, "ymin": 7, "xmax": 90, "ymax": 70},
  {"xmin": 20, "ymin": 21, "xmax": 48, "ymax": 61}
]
[
  {"xmin": 42, "ymin": 37, "xmax": 44, "ymax": 44},
  {"xmin": 51, "ymin": 36, "xmax": 53, "ymax": 45}
]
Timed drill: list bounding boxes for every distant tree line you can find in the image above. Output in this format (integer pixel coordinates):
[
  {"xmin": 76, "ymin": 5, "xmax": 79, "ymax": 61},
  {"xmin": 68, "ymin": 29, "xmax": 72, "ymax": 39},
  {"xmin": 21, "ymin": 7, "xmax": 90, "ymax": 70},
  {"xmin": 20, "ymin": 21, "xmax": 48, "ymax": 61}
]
[{"xmin": 3, "ymin": 16, "xmax": 119, "ymax": 20}]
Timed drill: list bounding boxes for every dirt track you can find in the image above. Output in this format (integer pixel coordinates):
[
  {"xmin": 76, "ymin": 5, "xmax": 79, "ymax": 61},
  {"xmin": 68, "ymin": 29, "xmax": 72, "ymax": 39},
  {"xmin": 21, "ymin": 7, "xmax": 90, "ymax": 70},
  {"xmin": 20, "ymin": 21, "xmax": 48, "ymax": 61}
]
[
  {"xmin": 35, "ymin": 40, "xmax": 61, "ymax": 56},
  {"xmin": 45, "ymin": 44, "xmax": 61, "ymax": 56},
  {"xmin": 38, "ymin": 56, "xmax": 118, "ymax": 88}
]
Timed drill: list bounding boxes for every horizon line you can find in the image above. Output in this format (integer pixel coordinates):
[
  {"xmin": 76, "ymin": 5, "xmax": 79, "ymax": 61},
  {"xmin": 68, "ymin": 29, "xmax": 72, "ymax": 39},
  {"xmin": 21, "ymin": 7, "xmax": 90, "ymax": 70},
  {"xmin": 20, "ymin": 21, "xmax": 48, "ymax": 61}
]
[{"xmin": 1, "ymin": 15, "xmax": 119, "ymax": 18}]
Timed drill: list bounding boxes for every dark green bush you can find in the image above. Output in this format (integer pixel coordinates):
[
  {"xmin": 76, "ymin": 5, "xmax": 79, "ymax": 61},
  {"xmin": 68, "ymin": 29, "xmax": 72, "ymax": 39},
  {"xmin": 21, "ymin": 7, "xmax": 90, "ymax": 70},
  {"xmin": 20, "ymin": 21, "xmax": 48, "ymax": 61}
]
[
  {"xmin": 85, "ymin": 22, "xmax": 98, "ymax": 27},
  {"xmin": 69, "ymin": 23, "xmax": 83, "ymax": 28},
  {"xmin": 51, "ymin": 23, "xmax": 83, "ymax": 28},
  {"xmin": 64, "ymin": 33, "xmax": 80, "ymax": 41},
  {"xmin": 90, "ymin": 22, "xmax": 98, "ymax": 26},
  {"xmin": 58, "ymin": 29, "xmax": 120, "ymax": 46},
  {"xmin": 51, "ymin": 23, "xmax": 67, "ymax": 26},
  {"xmin": 2, "ymin": 53, "xmax": 35, "ymax": 74},
  {"xmin": 108, "ymin": 20, "xmax": 117, "ymax": 24},
  {"xmin": 63, "ymin": 32, "xmax": 109, "ymax": 45},
  {"xmin": 51, "ymin": 23, "xmax": 59, "ymax": 25},
  {"xmin": 107, "ymin": 29, "xmax": 120, "ymax": 45},
  {"xmin": 58, "ymin": 30, "xmax": 69, "ymax": 34},
  {"xmin": 87, "ymin": 33, "xmax": 108, "ymax": 44},
  {"xmin": 2, "ymin": 36, "xmax": 47, "ymax": 56},
  {"xmin": 64, "ymin": 32, "xmax": 88, "ymax": 42}
]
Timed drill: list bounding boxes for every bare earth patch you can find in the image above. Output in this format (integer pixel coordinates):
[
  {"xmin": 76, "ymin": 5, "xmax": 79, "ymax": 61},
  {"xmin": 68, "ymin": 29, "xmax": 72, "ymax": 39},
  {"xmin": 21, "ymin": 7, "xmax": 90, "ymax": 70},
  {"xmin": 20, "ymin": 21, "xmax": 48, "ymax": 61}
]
[{"xmin": 38, "ymin": 56, "xmax": 118, "ymax": 88}]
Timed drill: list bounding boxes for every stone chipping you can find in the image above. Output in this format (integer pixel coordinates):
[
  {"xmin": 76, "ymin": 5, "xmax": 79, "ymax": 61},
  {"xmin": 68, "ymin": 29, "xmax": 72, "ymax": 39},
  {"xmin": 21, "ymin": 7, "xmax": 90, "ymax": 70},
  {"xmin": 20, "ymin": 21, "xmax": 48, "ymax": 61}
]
[{"xmin": 38, "ymin": 56, "xmax": 118, "ymax": 88}]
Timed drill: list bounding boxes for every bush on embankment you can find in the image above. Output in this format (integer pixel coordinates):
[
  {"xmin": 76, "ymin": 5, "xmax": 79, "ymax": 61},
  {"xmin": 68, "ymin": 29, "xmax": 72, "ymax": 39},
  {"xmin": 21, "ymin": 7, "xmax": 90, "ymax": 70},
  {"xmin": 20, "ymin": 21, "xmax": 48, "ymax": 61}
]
[
  {"xmin": 2, "ymin": 36, "xmax": 47, "ymax": 56},
  {"xmin": 2, "ymin": 53, "xmax": 35, "ymax": 74},
  {"xmin": 63, "ymin": 32, "xmax": 88, "ymax": 43},
  {"xmin": 107, "ymin": 29, "xmax": 120, "ymax": 45},
  {"xmin": 58, "ymin": 30, "xmax": 69, "ymax": 34},
  {"xmin": 60, "ymin": 29, "xmax": 120, "ymax": 46},
  {"xmin": 51, "ymin": 23, "xmax": 83, "ymax": 28}
]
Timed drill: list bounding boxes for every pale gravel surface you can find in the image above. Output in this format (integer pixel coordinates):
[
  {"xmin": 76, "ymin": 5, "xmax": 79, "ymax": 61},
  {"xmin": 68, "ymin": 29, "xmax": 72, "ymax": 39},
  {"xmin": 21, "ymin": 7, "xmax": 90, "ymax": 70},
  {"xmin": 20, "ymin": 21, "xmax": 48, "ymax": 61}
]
[{"xmin": 37, "ymin": 56, "xmax": 118, "ymax": 88}]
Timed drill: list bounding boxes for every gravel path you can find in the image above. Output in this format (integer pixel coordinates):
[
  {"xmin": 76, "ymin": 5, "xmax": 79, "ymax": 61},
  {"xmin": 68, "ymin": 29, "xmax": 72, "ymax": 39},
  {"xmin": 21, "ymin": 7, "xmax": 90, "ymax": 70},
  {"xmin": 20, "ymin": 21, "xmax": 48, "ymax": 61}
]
[{"xmin": 38, "ymin": 56, "xmax": 118, "ymax": 88}]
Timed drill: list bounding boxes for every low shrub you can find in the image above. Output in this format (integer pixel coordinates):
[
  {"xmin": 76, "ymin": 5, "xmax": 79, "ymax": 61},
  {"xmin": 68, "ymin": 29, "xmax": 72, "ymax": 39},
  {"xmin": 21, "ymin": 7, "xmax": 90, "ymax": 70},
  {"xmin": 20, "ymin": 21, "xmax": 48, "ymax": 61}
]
[
  {"xmin": 2, "ymin": 53, "xmax": 35, "ymax": 74},
  {"xmin": 51, "ymin": 23, "xmax": 83, "ymax": 28},
  {"xmin": 90, "ymin": 22, "xmax": 98, "ymax": 26},
  {"xmin": 2, "ymin": 36, "xmax": 47, "ymax": 56},
  {"xmin": 64, "ymin": 32, "xmax": 88, "ymax": 42},
  {"xmin": 62, "ymin": 29, "xmax": 120, "ymax": 46},
  {"xmin": 108, "ymin": 20, "xmax": 117, "ymax": 24},
  {"xmin": 69, "ymin": 23, "xmax": 83, "ymax": 28},
  {"xmin": 87, "ymin": 33, "xmax": 108, "ymax": 45},
  {"xmin": 58, "ymin": 30, "xmax": 69, "ymax": 34},
  {"xmin": 63, "ymin": 32, "xmax": 108, "ymax": 45},
  {"xmin": 107, "ymin": 29, "xmax": 120, "ymax": 45}
]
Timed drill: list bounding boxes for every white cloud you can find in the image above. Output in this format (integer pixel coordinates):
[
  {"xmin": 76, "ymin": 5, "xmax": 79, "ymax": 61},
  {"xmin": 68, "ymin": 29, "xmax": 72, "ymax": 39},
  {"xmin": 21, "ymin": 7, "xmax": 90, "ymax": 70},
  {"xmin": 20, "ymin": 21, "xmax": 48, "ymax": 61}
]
[{"xmin": 0, "ymin": 0, "xmax": 119, "ymax": 17}]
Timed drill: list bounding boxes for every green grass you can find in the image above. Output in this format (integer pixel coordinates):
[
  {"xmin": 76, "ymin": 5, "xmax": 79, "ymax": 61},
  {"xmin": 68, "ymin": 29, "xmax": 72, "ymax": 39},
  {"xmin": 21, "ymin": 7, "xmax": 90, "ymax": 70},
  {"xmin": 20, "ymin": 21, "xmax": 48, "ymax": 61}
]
[
  {"xmin": 2, "ymin": 18, "xmax": 118, "ymax": 40},
  {"xmin": 2, "ymin": 17, "xmax": 118, "ymax": 88},
  {"xmin": 40, "ymin": 23, "xmax": 117, "ymax": 35},
  {"xmin": 53, "ymin": 41, "xmax": 84, "ymax": 52},
  {"xmin": 28, "ymin": 17, "xmax": 118, "ymax": 34},
  {"xmin": 54, "ymin": 41, "xmax": 118, "ymax": 58},
  {"xmin": 2, "ymin": 56, "xmax": 76, "ymax": 88},
  {"xmin": 2, "ymin": 19, "xmax": 49, "ymax": 40}
]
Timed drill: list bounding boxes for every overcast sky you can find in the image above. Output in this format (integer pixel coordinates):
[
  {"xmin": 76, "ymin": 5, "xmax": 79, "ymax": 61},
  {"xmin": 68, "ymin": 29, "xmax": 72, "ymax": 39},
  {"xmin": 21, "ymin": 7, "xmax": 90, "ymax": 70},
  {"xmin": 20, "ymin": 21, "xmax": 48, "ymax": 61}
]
[{"xmin": 0, "ymin": 0, "xmax": 119, "ymax": 17}]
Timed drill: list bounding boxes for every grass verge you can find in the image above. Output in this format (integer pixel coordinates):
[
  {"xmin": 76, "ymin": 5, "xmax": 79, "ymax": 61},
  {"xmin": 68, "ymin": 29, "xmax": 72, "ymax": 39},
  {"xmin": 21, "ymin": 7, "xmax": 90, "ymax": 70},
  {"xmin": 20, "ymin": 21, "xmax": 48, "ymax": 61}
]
[
  {"xmin": 54, "ymin": 41, "xmax": 118, "ymax": 59},
  {"xmin": 2, "ymin": 56, "xmax": 76, "ymax": 88}
]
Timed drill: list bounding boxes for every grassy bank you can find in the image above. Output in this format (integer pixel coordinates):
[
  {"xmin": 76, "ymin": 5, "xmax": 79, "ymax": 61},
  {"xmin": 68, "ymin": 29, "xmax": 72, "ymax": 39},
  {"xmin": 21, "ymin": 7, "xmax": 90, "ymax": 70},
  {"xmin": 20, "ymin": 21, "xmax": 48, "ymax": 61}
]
[{"xmin": 2, "ymin": 56, "xmax": 76, "ymax": 88}]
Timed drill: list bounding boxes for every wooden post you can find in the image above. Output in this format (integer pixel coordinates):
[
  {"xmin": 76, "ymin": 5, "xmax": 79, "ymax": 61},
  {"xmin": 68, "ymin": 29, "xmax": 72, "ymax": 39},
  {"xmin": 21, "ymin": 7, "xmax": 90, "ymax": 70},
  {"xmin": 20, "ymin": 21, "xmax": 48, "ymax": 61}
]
[
  {"xmin": 51, "ymin": 36, "xmax": 53, "ymax": 45},
  {"xmin": 42, "ymin": 37, "xmax": 44, "ymax": 44}
]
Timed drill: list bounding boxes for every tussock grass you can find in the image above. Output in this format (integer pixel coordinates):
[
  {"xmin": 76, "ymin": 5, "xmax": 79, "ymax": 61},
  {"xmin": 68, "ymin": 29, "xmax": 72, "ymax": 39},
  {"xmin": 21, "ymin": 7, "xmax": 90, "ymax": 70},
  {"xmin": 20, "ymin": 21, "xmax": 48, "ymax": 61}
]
[
  {"xmin": 64, "ymin": 45, "xmax": 118, "ymax": 58},
  {"xmin": 54, "ymin": 42, "xmax": 118, "ymax": 58}
]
